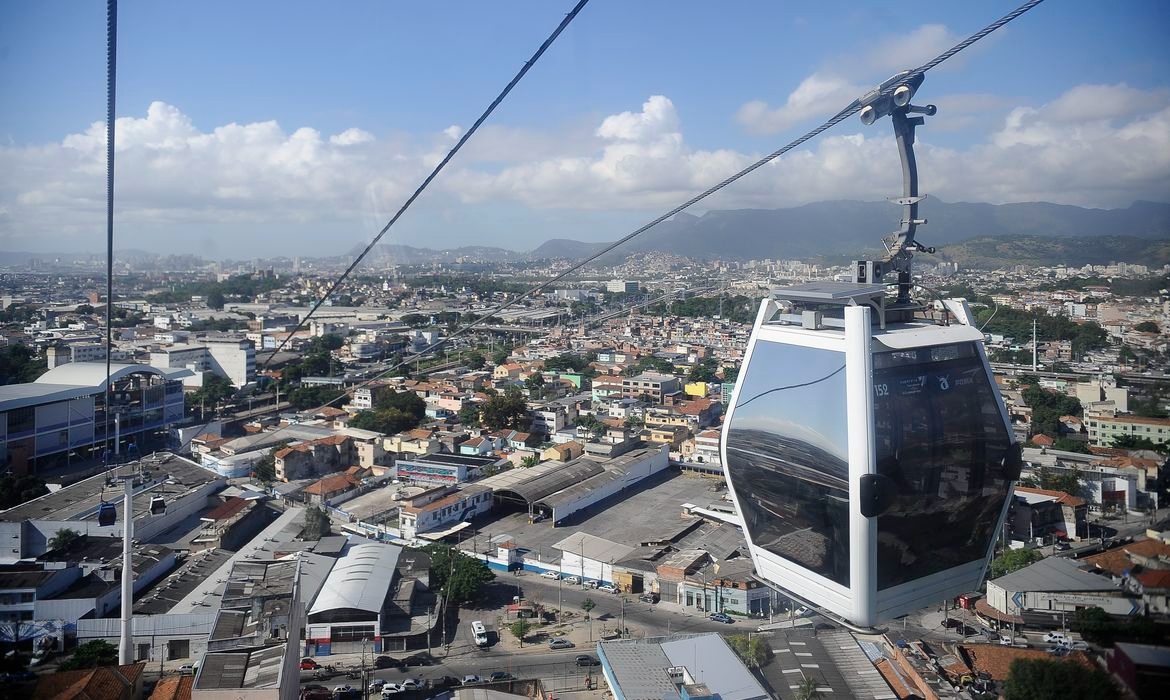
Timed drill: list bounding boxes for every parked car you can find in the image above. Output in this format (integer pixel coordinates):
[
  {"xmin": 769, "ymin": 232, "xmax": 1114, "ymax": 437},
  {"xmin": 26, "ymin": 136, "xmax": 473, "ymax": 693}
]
[
  {"xmin": 301, "ymin": 685, "xmax": 332, "ymax": 700},
  {"xmin": 332, "ymin": 685, "xmax": 355, "ymax": 698},
  {"xmin": 301, "ymin": 658, "xmax": 320, "ymax": 670},
  {"xmin": 640, "ymin": 593, "xmax": 658, "ymax": 604},
  {"xmin": 1043, "ymin": 632, "xmax": 1070, "ymax": 644},
  {"xmin": 489, "ymin": 671, "xmax": 514, "ymax": 681},
  {"xmin": 540, "ymin": 570, "xmax": 560, "ymax": 579},
  {"xmin": 403, "ymin": 654, "xmax": 434, "ymax": 667},
  {"xmin": 380, "ymin": 684, "xmax": 404, "ymax": 696},
  {"xmin": 709, "ymin": 612, "xmax": 733, "ymax": 624},
  {"xmin": 583, "ymin": 580, "xmax": 599, "ymax": 589},
  {"xmin": 462, "ymin": 675, "xmax": 484, "ymax": 685},
  {"xmin": 1059, "ymin": 640, "xmax": 1089, "ymax": 650},
  {"xmin": 598, "ymin": 584, "xmax": 619, "ymax": 593},
  {"xmin": 942, "ymin": 618, "xmax": 963, "ymax": 629},
  {"xmin": 1047, "ymin": 646, "xmax": 1070, "ymax": 657},
  {"xmin": 959, "ymin": 625, "xmax": 979, "ymax": 637},
  {"xmin": 368, "ymin": 679, "xmax": 387, "ymax": 692},
  {"xmin": 178, "ymin": 664, "xmax": 196, "ymax": 676},
  {"xmin": 1055, "ymin": 541, "xmax": 1071, "ymax": 551},
  {"xmin": 549, "ymin": 638, "xmax": 575, "ymax": 649},
  {"xmin": 373, "ymin": 655, "xmax": 401, "ymax": 670},
  {"xmin": 575, "ymin": 655, "xmax": 600, "ymax": 667},
  {"xmin": 432, "ymin": 676, "xmax": 461, "ymax": 688},
  {"xmin": 564, "ymin": 576, "xmax": 581, "ymax": 584},
  {"xmin": 398, "ymin": 679, "xmax": 423, "ymax": 691}
]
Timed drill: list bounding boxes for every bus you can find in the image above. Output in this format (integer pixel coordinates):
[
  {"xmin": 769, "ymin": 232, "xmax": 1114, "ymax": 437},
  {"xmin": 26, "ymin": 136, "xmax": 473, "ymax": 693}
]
[{"xmin": 472, "ymin": 620, "xmax": 488, "ymax": 647}]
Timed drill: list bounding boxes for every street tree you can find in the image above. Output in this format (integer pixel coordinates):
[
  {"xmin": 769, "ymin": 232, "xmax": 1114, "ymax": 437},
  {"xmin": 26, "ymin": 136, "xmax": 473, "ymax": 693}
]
[
  {"xmin": 581, "ymin": 597, "xmax": 596, "ymax": 620},
  {"xmin": 509, "ymin": 619, "xmax": 533, "ymax": 648},
  {"xmin": 464, "ymin": 351, "xmax": 486, "ymax": 370}
]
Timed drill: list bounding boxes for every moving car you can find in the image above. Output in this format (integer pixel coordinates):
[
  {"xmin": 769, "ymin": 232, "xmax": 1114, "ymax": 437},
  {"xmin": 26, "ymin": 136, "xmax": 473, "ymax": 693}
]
[
  {"xmin": 640, "ymin": 593, "xmax": 658, "ymax": 604},
  {"xmin": 489, "ymin": 672, "xmax": 514, "ymax": 681},
  {"xmin": 462, "ymin": 675, "xmax": 483, "ymax": 685},
  {"xmin": 598, "ymin": 584, "xmax": 618, "ymax": 593},
  {"xmin": 472, "ymin": 620, "xmax": 489, "ymax": 647},
  {"xmin": 575, "ymin": 655, "xmax": 600, "ymax": 667},
  {"xmin": 403, "ymin": 654, "xmax": 434, "ymax": 667},
  {"xmin": 1058, "ymin": 640, "xmax": 1089, "ymax": 650},
  {"xmin": 301, "ymin": 658, "xmax": 320, "ymax": 670},
  {"xmin": 1043, "ymin": 632, "xmax": 1070, "ymax": 644},
  {"xmin": 709, "ymin": 612, "xmax": 733, "ymax": 624},
  {"xmin": 178, "ymin": 664, "xmax": 195, "ymax": 676},
  {"xmin": 540, "ymin": 570, "xmax": 560, "ymax": 579},
  {"xmin": 548, "ymin": 638, "xmax": 574, "ymax": 649}
]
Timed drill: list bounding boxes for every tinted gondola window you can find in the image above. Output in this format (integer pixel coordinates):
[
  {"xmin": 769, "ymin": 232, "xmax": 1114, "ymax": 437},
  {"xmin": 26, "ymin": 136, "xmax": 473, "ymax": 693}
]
[
  {"xmin": 872, "ymin": 342, "xmax": 1013, "ymax": 589},
  {"xmin": 726, "ymin": 341, "xmax": 850, "ymax": 586}
]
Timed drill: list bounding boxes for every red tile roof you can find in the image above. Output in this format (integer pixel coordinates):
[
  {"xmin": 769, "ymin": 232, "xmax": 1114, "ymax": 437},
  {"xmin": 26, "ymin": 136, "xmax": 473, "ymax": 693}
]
[
  {"xmin": 304, "ymin": 473, "xmax": 361, "ymax": 496},
  {"xmin": 1134, "ymin": 569, "xmax": 1170, "ymax": 590},
  {"xmin": 147, "ymin": 675, "xmax": 194, "ymax": 700},
  {"xmin": 34, "ymin": 662, "xmax": 145, "ymax": 700},
  {"xmin": 203, "ymin": 496, "xmax": 250, "ymax": 521},
  {"xmin": 959, "ymin": 644, "xmax": 1094, "ymax": 682},
  {"xmin": 1082, "ymin": 539, "xmax": 1170, "ymax": 577}
]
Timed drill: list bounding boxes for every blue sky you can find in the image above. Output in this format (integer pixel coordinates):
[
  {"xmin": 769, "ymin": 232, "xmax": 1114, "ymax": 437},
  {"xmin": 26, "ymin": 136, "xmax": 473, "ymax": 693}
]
[{"xmin": 2, "ymin": 0, "xmax": 1168, "ymax": 257}]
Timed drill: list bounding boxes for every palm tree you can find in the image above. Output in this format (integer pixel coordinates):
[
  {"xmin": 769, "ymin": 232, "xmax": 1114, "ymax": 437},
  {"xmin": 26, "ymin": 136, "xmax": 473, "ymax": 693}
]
[{"xmin": 796, "ymin": 678, "xmax": 821, "ymax": 700}]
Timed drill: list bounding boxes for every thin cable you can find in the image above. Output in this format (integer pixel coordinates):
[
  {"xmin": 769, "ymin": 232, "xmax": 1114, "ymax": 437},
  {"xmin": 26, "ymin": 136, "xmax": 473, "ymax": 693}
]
[
  {"xmin": 103, "ymin": 0, "xmax": 117, "ymax": 472},
  {"xmin": 734, "ymin": 365, "xmax": 847, "ymax": 410},
  {"xmin": 173, "ymin": 0, "xmax": 1045, "ymax": 454},
  {"xmin": 260, "ymin": 0, "xmax": 590, "ymax": 370}
]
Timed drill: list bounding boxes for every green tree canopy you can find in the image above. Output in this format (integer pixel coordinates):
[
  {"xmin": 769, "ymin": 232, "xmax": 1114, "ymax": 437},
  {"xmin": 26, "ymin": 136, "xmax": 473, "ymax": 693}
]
[
  {"xmin": 1023, "ymin": 385, "xmax": 1082, "ymax": 437},
  {"xmin": 1111, "ymin": 435, "xmax": 1170, "ymax": 454},
  {"xmin": 206, "ymin": 289, "xmax": 225, "ymax": 310},
  {"xmin": 687, "ymin": 357, "xmax": 719, "ymax": 382},
  {"xmin": 481, "ymin": 387, "xmax": 530, "ymax": 431},
  {"xmin": 726, "ymin": 633, "xmax": 770, "ymax": 669},
  {"xmin": 58, "ymin": 640, "xmax": 119, "ymax": 671},
  {"xmin": 349, "ymin": 407, "xmax": 420, "ymax": 435},
  {"xmin": 458, "ymin": 404, "xmax": 482, "ymax": 427},
  {"xmin": 464, "ymin": 350, "xmax": 486, "ymax": 370},
  {"xmin": 302, "ymin": 506, "xmax": 331, "ymax": 540},
  {"xmin": 1134, "ymin": 320, "xmax": 1160, "ymax": 333},
  {"xmin": 525, "ymin": 373, "xmax": 546, "ymax": 391},
  {"xmin": 509, "ymin": 619, "xmax": 533, "ymax": 647},
  {"xmin": 581, "ymin": 597, "xmax": 596, "ymax": 619},
  {"xmin": 989, "ymin": 548, "xmax": 1043, "ymax": 579},
  {"xmin": 0, "ymin": 474, "xmax": 49, "ymax": 509},
  {"xmin": 48, "ymin": 528, "xmax": 82, "ymax": 552},
  {"xmin": 0, "ymin": 345, "xmax": 47, "ymax": 384},
  {"xmin": 425, "ymin": 544, "xmax": 496, "ymax": 604},
  {"xmin": 287, "ymin": 385, "xmax": 345, "ymax": 410},
  {"xmin": 1004, "ymin": 658, "xmax": 1119, "ymax": 700}
]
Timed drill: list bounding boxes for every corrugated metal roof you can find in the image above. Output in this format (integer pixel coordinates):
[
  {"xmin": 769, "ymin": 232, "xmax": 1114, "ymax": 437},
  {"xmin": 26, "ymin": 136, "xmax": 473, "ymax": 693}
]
[
  {"xmin": 990, "ymin": 555, "xmax": 1118, "ymax": 594},
  {"xmin": 308, "ymin": 542, "xmax": 400, "ymax": 615},
  {"xmin": 497, "ymin": 459, "xmax": 604, "ymax": 504}
]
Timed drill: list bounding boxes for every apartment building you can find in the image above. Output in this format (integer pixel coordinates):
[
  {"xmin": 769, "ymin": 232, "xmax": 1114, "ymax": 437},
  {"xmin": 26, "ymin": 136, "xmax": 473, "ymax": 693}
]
[
  {"xmin": 1086, "ymin": 413, "xmax": 1170, "ymax": 447},
  {"xmin": 622, "ymin": 372, "xmax": 681, "ymax": 403},
  {"xmin": 150, "ymin": 337, "xmax": 255, "ymax": 387}
]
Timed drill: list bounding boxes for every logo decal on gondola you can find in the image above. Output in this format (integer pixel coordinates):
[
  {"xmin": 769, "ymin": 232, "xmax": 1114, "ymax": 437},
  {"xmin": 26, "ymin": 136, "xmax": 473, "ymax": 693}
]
[{"xmin": 937, "ymin": 374, "xmax": 950, "ymax": 391}]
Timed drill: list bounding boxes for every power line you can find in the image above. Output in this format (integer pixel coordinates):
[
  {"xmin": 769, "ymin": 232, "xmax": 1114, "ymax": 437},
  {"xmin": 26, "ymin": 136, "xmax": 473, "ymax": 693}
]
[
  {"xmin": 173, "ymin": 0, "xmax": 1046, "ymax": 455},
  {"xmin": 260, "ymin": 0, "xmax": 591, "ymax": 371}
]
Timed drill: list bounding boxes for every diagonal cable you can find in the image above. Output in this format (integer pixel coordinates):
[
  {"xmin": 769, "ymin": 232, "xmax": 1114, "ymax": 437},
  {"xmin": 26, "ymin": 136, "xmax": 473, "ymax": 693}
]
[{"xmin": 260, "ymin": 0, "xmax": 590, "ymax": 370}]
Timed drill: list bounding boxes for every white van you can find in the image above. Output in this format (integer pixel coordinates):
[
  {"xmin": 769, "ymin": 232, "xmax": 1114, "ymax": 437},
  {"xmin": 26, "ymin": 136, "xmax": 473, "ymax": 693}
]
[{"xmin": 472, "ymin": 620, "xmax": 488, "ymax": 647}]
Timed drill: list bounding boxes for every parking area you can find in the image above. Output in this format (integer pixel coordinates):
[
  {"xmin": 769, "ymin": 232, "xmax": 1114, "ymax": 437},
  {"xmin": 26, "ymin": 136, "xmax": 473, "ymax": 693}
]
[{"xmin": 461, "ymin": 469, "xmax": 723, "ymax": 562}]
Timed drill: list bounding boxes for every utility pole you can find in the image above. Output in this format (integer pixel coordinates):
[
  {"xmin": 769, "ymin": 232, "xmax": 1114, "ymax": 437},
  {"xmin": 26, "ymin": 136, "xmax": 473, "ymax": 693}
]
[
  {"xmin": 1032, "ymin": 318, "xmax": 1038, "ymax": 372},
  {"xmin": 118, "ymin": 475, "xmax": 134, "ymax": 665}
]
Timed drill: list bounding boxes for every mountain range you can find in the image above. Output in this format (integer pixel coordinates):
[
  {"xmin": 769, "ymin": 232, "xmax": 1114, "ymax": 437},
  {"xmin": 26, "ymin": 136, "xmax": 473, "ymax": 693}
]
[{"xmin": 5, "ymin": 200, "xmax": 1168, "ymax": 269}]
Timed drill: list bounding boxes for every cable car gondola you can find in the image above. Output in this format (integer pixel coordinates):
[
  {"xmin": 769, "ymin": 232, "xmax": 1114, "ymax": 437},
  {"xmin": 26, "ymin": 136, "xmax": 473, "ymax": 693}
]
[
  {"xmin": 97, "ymin": 501, "xmax": 117, "ymax": 527},
  {"xmin": 149, "ymin": 495, "xmax": 166, "ymax": 516},
  {"xmin": 721, "ymin": 74, "xmax": 1021, "ymax": 629}
]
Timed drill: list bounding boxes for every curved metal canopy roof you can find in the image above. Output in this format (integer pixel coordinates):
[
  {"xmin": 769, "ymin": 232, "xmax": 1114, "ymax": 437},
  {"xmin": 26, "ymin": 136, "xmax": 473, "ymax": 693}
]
[{"xmin": 308, "ymin": 542, "xmax": 401, "ymax": 615}]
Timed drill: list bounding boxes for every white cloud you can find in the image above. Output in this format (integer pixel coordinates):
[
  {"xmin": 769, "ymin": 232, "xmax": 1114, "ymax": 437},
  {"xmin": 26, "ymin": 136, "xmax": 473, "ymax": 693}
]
[
  {"xmin": 330, "ymin": 128, "xmax": 374, "ymax": 146},
  {"xmin": 735, "ymin": 23, "xmax": 967, "ymax": 136},
  {"xmin": 2, "ymin": 85, "xmax": 1168, "ymax": 252},
  {"xmin": 736, "ymin": 73, "xmax": 864, "ymax": 135}
]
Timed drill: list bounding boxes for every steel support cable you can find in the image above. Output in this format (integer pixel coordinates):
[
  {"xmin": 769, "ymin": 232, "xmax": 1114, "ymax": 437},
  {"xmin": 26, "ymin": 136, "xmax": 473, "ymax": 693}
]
[
  {"xmin": 103, "ymin": 0, "xmax": 118, "ymax": 471},
  {"xmin": 259, "ymin": 0, "xmax": 591, "ymax": 370},
  {"xmin": 174, "ymin": 0, "xmax": 1045, "ymax": 454}
]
